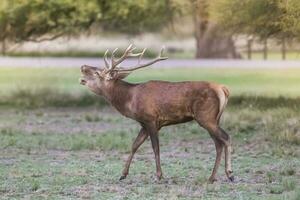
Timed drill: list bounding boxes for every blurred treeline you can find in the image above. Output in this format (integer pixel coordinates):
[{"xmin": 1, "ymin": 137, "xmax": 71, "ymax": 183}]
[{"xmin": 0, "ymin": 0, "xmax": 300, "ymax": 58}]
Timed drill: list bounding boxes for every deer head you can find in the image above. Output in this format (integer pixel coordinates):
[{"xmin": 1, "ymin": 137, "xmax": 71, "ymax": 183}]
[{"xmin": 80, "ymin": 44, "xmax": 168, "ymax": 95}]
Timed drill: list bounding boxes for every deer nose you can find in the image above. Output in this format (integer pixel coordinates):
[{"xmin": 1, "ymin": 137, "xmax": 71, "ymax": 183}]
[{"xmin": 81, "ymin": 65, "xmax": 87, "ymax": 72}]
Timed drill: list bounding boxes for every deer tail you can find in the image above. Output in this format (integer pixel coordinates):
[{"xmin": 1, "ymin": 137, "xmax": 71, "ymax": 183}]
[{"xmin": 216, "ymin": 85, "xmax": 230, "ymax": 124}]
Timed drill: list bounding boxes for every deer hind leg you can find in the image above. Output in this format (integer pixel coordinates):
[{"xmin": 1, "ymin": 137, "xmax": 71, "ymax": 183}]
[
  {"xmin": 218, "ymin": 127, "xmax": 234, "ymax": 182},
  {"xmin": 120, "ymin": 128, "xmax": 148, "ymax": 180},
  {"xmin": 205, "ymin": 123, "xmax": 234, "ymax": 182},
  {"xmin": 196, "ymin": 117, "xmax": 234, "ymax": 183},
  {"xmin": 150, "ymin": 131, "xmax": 162, "ymax": 180},
  {"xmin": 145, "ymin": 124, "xmax": 162, "ymax": 180},
  {"xmin": 208, "ymin": 136, "xmax": 224, "ymax": 183}
]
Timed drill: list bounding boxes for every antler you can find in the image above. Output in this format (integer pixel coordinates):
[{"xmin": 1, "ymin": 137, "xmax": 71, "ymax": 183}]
[
  {"xmin": 103, "ymin": 44, "xmax": 136, "ymax": 70},
  {"xmin": 111, "ymin": 44, "xmax": 133, "ymax": 69},
  {"xmin": 117, "ymin": 47, "xmax": 168, "ymax": 72},
  {"xmin": 102, "ymin": 44, "xmax": 168, "ymax": 73},
  {"xmin": 103, "ymin": 50, "xmax": 110, "ymax": 69}
]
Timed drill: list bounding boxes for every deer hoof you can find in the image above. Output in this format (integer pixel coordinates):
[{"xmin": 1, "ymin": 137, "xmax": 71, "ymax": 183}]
[
  {"xmin": 119, "ymin": 175, "xmax": 127, "ymax": 181},
  {"xmin": 226, "ymin": 170, "xmax": 234, "ymax": 182},
  {"xmin": 155, "ymin": 174, "xmax": 163, "ymax": 181},
  {"xmin": 208, "ymin": 177, "xmax": 217, "ymax": 184}
]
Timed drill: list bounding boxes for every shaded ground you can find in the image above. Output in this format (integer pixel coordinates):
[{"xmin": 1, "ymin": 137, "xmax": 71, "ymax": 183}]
[{"xmin": 0, "ymin": 107, "xmax": 299, "ymax": 199}]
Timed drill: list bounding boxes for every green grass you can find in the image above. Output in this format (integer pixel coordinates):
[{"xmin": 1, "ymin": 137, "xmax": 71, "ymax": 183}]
[
  {"xmin": 0, "ymin": 88, "xmax": 106, "ymax": 108},
  {"xmin": 2, "ymin": 88, "xmax": 300, "ymax": 109},
  {"xmin": 0, "ymin": 66, "xmax": 300, "ymax": 199},
  {"xmin": 1, "ymin": 67, "xmax": 300, "ymax": 108},
  {"xmin": 1, "ymin": 67, "xmax": 300, "ymax": 96},
  {"xmin": 1, "ymin": 67, "xmax": 300, "ymax": 109},
  {"xmin": 0, "ymin": 107, "xmax": 299, "ymax": 199}
]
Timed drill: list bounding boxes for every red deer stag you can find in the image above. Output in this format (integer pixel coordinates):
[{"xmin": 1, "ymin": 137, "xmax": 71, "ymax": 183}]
[{"xmin": 79, "ymin": 44, "xmax": 233, "ymax": 183}]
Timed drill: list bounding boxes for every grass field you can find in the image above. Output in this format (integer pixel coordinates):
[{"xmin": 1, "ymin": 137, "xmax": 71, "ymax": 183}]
[
  {"xmin": 0, "ymin": 67, "xmax": 300, "ymax": 199},
  {"xmin": 0, "ymin": 107, "xmax": 299, "ymax": 199},
  {"xmin": 1, "ymin": 67, "xmax": 300, "ymax": 109},
  {"xmin": 1, "ymin": 67, "xmax": 300, "ymax": 96}
]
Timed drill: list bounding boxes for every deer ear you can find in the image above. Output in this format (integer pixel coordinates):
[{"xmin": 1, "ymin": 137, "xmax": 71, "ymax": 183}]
[
  {"xmin": 94, "ymin": 71, "xmax": 100, "ymax": 77},
  {"xmin": 114, "ymin": 71, "xmax": 131, "ymax": 80},
  {"xmin": 108, "ymin": 71, "xmax": 131, "ymax": 80},
  {"xmin": 94, "ymin": 70, "xmax": 105, "ymax": 80},
  {"xmin": 102, "ymin": 70, "xmax": 131, "ymax": 80}
]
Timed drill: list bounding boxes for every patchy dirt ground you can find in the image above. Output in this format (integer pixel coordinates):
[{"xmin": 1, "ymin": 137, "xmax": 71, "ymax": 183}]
[{"xmin": 0, "ymin": 107, "xmax": 299, "ymax": 199}]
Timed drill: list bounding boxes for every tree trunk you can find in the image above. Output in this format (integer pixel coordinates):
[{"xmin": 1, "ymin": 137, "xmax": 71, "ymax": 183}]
[
  {"xmin": 1, "ymin": 39, "xmax": 6, "ymax": 56},
  {"xmin": 263, "ymin": 39, "xmax": 268, "ymax": 60},
  {"xmin": 281, "ymin": 38, "xmax": 286, "ymax": 60},
  {"xmin": 247, "ymin": 38, "xmax": 253, "ymax": 60},
  {"xmin": 193, "ymin": 0, "xmax": 240, "ymax": 59}
]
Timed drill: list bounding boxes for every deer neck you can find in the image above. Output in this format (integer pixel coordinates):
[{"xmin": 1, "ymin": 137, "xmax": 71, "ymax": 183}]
[{"xmin": 102, "ymin": 80, "xmax": 136, "ymax": 117}]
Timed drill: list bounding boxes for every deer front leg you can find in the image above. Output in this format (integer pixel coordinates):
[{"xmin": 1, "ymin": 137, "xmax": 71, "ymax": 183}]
[
  {"xmin": 148, "ymin": 127, "xmax": 162, "ymax": 180},
  {"xmin": 119, "ymin": 128, "xmax": 148, "ymax": 180}
]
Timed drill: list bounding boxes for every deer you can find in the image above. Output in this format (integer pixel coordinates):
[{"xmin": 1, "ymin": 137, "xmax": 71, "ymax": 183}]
[{"xmin": 79, "ymin": 44, "xmax": 234, "ymax": 183}]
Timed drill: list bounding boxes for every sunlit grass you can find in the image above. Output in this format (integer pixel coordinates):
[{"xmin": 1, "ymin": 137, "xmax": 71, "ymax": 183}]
[{"xmin": 1, "ymin": 67, "xmax": 300, "ymax": 97}]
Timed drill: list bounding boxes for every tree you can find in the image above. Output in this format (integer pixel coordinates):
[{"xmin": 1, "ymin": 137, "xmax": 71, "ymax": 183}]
[
  {"xmin": 0, "ymin": 0, "xmax": 100, "ymax": 54},
  {"xmin": 213, "ymin": 0, "xmax": 281, "ymax": 38},
  {"xmin": 96, "ymin": 0, "xmax": 180, "ymax": 35},
  {"xmin": 95, "ymin": 0, "xmax": 241, "ymax": 59},
  {"xmin": 0, "ymin": 0, "xmax": 182, "ymax": 55},
  {"xmin": 0, "ymin": 0, "xmax": 255, "ymax": 58},
  {"xmin": 191, "ymin": 0, "xmax": 241, "ymax": 58},
  {"xmin": 213, "ymin": 0, "xmax": 300, "ymax": 59}
]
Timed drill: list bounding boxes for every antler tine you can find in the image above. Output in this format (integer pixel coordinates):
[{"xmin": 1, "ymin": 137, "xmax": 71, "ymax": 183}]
[
  {"xmin": 103, "ymin": 50, "xmax": 110, "ymax": 69},
  {"xmin": 158, "ymin": 46, "xmax": 168, "ymax": 60},
  {"xmin": 118, "ymin": 46, "xmax": 168, "ymax": 72},
  {"xmin": 125, "ymin": 44, "xmax": 134, "ymax": 52},
  {"xmin": 110, "ymin": 48, "xmax": 119, "ymax": 69},
  {"xmin": 159, "ymin": 46, "xmax": 165, "ymax": 57},
  {"xmin": 138, "ymin": 48, "xmax": 147, "ymax": 64},
  {"xmin": 110, "ymin": 44, "xmax": 136, "ymax": 70},
  {"xmin": 112, "ymin": 48, "xmax": 118, "ymax": 55}
]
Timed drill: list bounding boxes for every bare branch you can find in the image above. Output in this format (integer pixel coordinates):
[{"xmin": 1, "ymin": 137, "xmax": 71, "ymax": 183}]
[{"xmin": 22, "ymin": 33, "xmax": 65, "ymax": 43}]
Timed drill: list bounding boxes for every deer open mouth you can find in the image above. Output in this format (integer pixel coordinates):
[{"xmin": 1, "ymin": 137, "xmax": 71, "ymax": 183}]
[{"xmin": 79, "ymin": 78, "xmax": 87, "ymax": 85}]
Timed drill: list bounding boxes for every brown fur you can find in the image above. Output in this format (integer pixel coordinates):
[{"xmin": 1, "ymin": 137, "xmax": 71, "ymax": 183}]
[{"xmin": 80, "ymin": 64, "xmax": 234, "ymax": 183}]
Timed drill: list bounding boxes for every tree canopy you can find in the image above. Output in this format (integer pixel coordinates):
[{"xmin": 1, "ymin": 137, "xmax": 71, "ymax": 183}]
[
  {"xmin": 213, "ymin": 0, "xmax": 300, "ymax": 40},
  {"xmin": 97, "ymin": 0, "xmax": 182, "ymax": 34},
  {"xmin": 0, "ymin": 0, "xmax": 182, "ymax": 43},
  {"xmin": 0, "ymin": 0, "xmax": 99, "ymax": 44},
  {"xmin": 1, "ymin": 0, "xmax": 300, "ymax": 58}
]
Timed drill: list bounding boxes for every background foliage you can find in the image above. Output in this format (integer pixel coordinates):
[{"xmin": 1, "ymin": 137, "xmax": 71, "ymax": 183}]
[{"xmin": 213, "ymin": 0, "xmax": 300, "ymax": 40}]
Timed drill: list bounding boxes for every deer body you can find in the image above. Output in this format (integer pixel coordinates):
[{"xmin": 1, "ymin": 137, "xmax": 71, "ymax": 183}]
[
  {"xmin": 80, "ymin": 45, "xmax": 234, "ymax": 183},
  {"xmin": 103, "ymin": 80, "xmax": 226, "ymax": 127}
]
